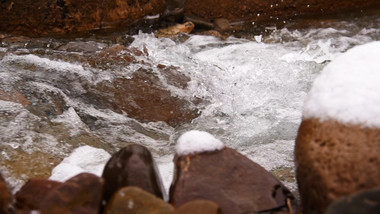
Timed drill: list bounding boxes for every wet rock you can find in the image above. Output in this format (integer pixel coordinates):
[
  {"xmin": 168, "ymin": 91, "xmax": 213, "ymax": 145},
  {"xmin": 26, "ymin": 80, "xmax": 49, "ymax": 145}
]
[
  {"xmin": 40, "ymin": 173, "xmax": 104, "ymax": 214},
  {"xmin": 57, "ymin": 41, "xmax": 102, "ymax": 53},
  {"xmin": 295, "ymin": 119, "xmax": 380, "ymax": 214},
  {"xmin": 85, "ymin": 68, "xmax": 199, "ymax": 127},
  {"xmin": 157, "ymin": 64, "xmax": 191, "ymax": 89},
  {"xmin": 214, "ymin": 18, "xmax": 230, "ymax": 31},
  {"xmin": 0, "ymin": 90, "xmax": 30, "ymax": 107},
  {"xmin": 105, "ymin": 186, "xmax": 174, "ymax": 214},
  {"xmin": 0, "ymin": 173, "xmax": 13, "ymax": 214},
  {"xmin": 196, "ymin": 30, "xmax": 229, "ymax": 40},
  {"xmin": 170, "ymin": 147, "xmax": 296, "ymax": 214},
  {"xmin": 325, "ymin": 187, "xmax": 380, "ymax": 214},
  {"xmin": 0, "ymin": 0, "xmax": 166, "ymax": 37},
  {"xmin": 15, "ymin": 178, "xmax": 61, "ymax": 210},
  {"xmin": 184, "ymin": 0, "xmax": 380, "ymax": 24},
  {"xmin": 173, "ymin": 199, "xmax": 222, "ymax": 214},
  {"xmin": 102, "ymin": 144, "xmax": 165, "ymax": 205},
  {"xmin": 155, "ymin": 21, "xmax": 195, "ymax": 38}
]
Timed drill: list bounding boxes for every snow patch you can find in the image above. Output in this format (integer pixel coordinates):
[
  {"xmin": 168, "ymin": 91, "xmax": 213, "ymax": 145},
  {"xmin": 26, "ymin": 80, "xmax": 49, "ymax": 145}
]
[
  {"xmin": 49, "ymin": 145, "xmax": 111, "ymax": 182},
  {"xmin": 303, "ymin": 41, "xmax": 380, "ymax": 128},
  {"xmin": 176, "ymin": 130, "xmax": 225, "ymax": 156}
]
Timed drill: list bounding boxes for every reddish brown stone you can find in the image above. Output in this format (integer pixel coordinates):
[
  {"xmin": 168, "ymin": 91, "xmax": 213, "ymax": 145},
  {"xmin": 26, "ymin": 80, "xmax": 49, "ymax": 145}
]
[
  {"xmin": 0, "ymin": 90, "xmax": 30, "ymax": 107},
  {"xmin": 104, "ymin": 186, "xmax": 174, "ymax": 214},
  {"xmin": 85, "ymin": 68, "xmax": 199, "ymax": 127},
  {"xmin": 184, "ymin": 0, "xmax": 380, "ymax": 24},
  {"xmin": 102, "ymin": 144, "xmax": 165, "ymax": 206},
  {"xmin": 170, "ymin": 147, "xmax": 296, "ymax": 214},
  {"xmin": 173, "ymin": 200, "xmax": 222, "ymax": 214},
  {"xmin": 295, "ymin": 118, "xmax": 380, "ymax": 214},
  {"xmin": 0, "ymin": 173, "xmax": 13, "ymax": 214},
  {"xmin": 157, "ymin": 64, "xmax": 191, "ymax": 89},
  {"xmin": 15, "ymin": 178, "xmax": 62, "ymax": 210},
  {"xmin": 0, "ymin": 0, "xmax": 166, "ymax": 37},
  {"xmin": 40, "ymin": 173, "xmax": 104, "ymax": 214}
]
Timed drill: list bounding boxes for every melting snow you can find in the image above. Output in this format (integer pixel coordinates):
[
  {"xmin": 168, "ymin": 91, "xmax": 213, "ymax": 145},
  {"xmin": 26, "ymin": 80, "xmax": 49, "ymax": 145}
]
[
  {"xmin": 176, "ymin": 130, "xmax": 225, "ymax": 156},
  {"xmin": 49, "ymin": 145, "xmax": 111, "ymax": 182},
  {"xmin": 303, "ymin": 41, "xmax": 380, "ymax": 127}
]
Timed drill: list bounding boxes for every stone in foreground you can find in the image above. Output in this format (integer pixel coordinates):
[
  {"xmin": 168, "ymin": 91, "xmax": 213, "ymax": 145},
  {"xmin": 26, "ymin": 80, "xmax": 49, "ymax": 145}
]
[
  {"xmin": 0, "ymin": 173, "xmax": 13, "ymax": 214},
  {"xmin": 171, "ymin": 130, "xmax": 296, "ymax": 214},
  {"xmin": 102, "ymin": 144, "xmax": 166, "ymax": 205},
  {"xmin": 40, "ymin": 173, "xmax": 104, "ymax": 214},
  {"xmin": 105, "ymin": 186, "xmax": 174, "ymax": 214},
  {"xmin": 173, "ymin": 199, "xmax": 222, "ymax": 214},
  {"xmin": 325, "ymin": 187, "xmax": 380, "ymax": 214}
]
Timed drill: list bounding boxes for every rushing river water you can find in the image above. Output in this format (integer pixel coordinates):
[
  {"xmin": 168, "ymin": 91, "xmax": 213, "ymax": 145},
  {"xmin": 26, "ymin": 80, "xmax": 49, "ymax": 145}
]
[{"xmin": 1, "ymin": 10, "xmax": 379, "ymax": 193}]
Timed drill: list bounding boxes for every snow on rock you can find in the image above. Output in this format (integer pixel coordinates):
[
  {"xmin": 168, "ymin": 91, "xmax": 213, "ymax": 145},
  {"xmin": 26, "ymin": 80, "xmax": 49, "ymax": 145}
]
[
  {"xmin": 49, "ymin": 145, "xmax": 111, "ymax": 182},
  {"xmin": 176, "ymin": 130, "xmax": 225, "ymax": 156},
  {"xmin": 303, "ymin": 41, "xmax": 380, "ymax": 128}
]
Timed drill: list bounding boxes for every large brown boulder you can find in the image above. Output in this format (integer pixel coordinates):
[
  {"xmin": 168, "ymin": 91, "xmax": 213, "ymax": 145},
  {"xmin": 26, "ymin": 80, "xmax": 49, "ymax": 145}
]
[
  {"xmin": 40, "ymin": 173, "xmax": 104, "ymax": 214},
  {"xmin": 0, "ymin": 0, "xmax": 166, "ymax": 36},
  {"xmin": 170, "ymin": 145, "xmax": 296, "ymax": 213},
  {"xmin": 183, "ymin": 0, "xmax": 380, "ymax": 24},
  {"xmin": 15, "ymin": 178, "xmax": 62, "ymax": 210},
  {"xmin": 295, "ymin": 119, "xmax": 380, "ymax": 214},
  {"xmin": 295, "ymin": 42, "xmax": 380, "ymax": 214},
  {"xmin": 105, "ymin": 186, "xmax": 174, "ymax": 214},
  {"xmin": 173, "ymin": 200, "xmax": 222, "ymax": 214},
  {"xmin": 102, "ymin": 144, "xmax": 166, "ymax": 206},
  {"xmin": 0, "ymin": 173, "xmax": 13, "ymax": 214}
]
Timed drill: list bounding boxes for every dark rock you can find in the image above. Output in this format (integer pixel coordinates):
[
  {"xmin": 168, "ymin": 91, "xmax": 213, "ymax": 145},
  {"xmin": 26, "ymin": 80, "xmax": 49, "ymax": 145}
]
[
  {"xmin": 57, "ymin": 41, "xmax": 102, "ymax": 53},
  {"xmin": 0, "ymin": 173, "xmax": 13, "ymax": 214},
  {"xmin": 157, "ymin": 64, "xmax": 191, "ymax": 89},
  {"xmin": 325, "ymin": 187, "xmax": 380, "ymax": 214},
  {"xmin": 170, "ymin": 147, "xmax": 296, "ymax": 214},
  {"xmin": 15, "ymin": 178, "xmax": 62, "ymax": 210},
  {"xmin": 174, "ymin": 199, "xmax": 222, "ymax": 214},
  {"xmin": 295, "ymin": 118, "xmax": 380, "ymax": 214},
  {"xmin": 184, "ymin": 0, "xmax": 380, "ymax": 24},
  {"xmin": 102, "ymin": 144, "xmax": 166, "ymax": 206},
  {"xmin": 104, "ymin": 186, "xmax": 174, "ymax": 214},
  {"xmin": 0, "ymin": 0, "xmax": 166, "ymax": 37},
  {"xmin": 40, "ymin": 173, "xmax": 104, "ymax": 214}
]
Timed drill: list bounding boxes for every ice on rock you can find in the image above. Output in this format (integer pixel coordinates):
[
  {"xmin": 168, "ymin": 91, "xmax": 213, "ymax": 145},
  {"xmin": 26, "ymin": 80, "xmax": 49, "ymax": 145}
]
[
  {"xmin": 49, "ymin": 145, "xmax": 111, "ymax": 182},
  {"xmin": 176, "ymin": 130, "xmax": 225, "ymax": 156},
  {"xmin": 303, "ymin": 41, "xmax": 380, "ymax": 128}
]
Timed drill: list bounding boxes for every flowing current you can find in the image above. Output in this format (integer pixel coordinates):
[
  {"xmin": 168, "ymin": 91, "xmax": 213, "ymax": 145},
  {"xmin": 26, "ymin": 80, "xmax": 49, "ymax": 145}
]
[{"xmin": 1, "ymin": 11, "xmax": 379, "ymax": 193}]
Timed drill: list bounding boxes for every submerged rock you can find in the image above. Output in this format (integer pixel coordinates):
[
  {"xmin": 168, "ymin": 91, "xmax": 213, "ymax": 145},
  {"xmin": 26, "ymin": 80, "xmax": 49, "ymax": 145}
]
[
  {"xmin": 170, "ymin": 131, "xmax": 296, "ymax": 214},
  {"xmin": 0, "ymin": 0, "xmax": 166, "ymax": 36},
  {"xmin": 102, "ymin": 144, "xmax": 166, "ymax": 205},
  {"xmin": 105, "ymin": 186, "xmax": 174, "ymax": 214},
  {"xmin": 40, "ymin": 173, "xmax": 104, "ymax": 214},
  {"xmin": 0, "ymin": 173, "xmax": 13, "ymax": 214},
  {"xmin": 15, "ymin": 178, "xmax": 62, "ymax": 210}
]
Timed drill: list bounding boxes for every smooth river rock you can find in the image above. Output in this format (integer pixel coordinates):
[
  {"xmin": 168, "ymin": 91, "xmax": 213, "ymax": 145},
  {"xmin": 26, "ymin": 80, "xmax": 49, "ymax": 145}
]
[
  {"xmin": 15, "ymin": 178, "xmax": 62, "ymax": 210},
  {"xmin": 295, "ymin": 118, "xmax": 380, "ymax": 214},
  {"xmin": 0, "ymin": 0, "xmax": 166, "ymax": 36},
  {"xmin": 105, "ymin": 186, "xmax": 174, "ymax": 214},
  {"xmin": 173, "ymin": 199, "xmax": 222, "ymax": 214},
  {"xmin": 170, "ymin": 147, "xmax": 297, "ymax": 214},
  {"xmin": 40, "ymin": 173, "xmax": 104, "ymax": 214},
  {"xmin": 102, "ymin": 144, "xmax": 166, "ymax": 205}
]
